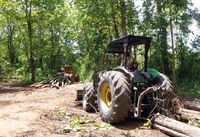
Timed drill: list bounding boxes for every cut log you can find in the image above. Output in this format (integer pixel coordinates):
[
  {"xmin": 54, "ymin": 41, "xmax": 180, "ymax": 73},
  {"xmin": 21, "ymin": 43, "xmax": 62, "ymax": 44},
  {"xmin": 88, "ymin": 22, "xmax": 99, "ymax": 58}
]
[
  {"xmin": 181, "ymin": 108, "xmax": 200, "ymax": 115},
  {"xmin": 184, "ymin": 101, "xmax": 200, "ymax": 112},
  {"xmin": 153, "ymin": 123, "xmax": 188, "ymax": 137},
  {"xmin": 176, "ymin": 108, "xmax": 200, "ymax": 120},
  {"xmin": 152, "ymin": 114, "xmax": 200, "ymax": 137}
]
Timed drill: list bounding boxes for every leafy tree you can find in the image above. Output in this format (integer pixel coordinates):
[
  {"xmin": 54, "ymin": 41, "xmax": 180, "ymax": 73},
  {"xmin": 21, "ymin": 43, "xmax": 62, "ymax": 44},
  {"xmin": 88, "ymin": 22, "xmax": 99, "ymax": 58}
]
[{"xmin": 0, "ymin": 0, "xmax": 199, "ymax": 95}]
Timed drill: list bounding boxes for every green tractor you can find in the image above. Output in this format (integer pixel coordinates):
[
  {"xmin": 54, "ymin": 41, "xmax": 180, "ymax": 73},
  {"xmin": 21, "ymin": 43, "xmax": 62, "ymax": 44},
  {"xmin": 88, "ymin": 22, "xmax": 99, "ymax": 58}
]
[{"xmin": 77, "ymin": 35, "xmax": 175, "ymax": 123}]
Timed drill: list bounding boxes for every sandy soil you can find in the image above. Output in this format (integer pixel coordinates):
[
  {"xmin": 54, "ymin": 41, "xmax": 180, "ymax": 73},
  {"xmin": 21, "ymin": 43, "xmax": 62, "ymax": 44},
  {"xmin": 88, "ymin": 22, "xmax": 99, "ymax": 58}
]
[{"xmin": 0, "ymin": 82, "xmax": 168, "ymax": 137}]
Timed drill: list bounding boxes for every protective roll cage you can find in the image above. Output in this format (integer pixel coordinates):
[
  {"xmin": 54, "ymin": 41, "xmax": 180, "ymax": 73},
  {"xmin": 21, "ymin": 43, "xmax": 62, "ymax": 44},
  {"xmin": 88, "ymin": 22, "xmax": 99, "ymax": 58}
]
[{"xmin": 106, "ymin": 35, "xmax": 152, "ymax": 72}]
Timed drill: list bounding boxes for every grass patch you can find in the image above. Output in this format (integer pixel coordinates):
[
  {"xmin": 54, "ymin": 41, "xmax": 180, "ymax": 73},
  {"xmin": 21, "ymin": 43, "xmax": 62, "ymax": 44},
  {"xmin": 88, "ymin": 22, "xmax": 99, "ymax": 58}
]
[
  {"xmin": 62, "ymin": 114, "xmax": 93, "ymax": 133},
  {"xmin": 57, "ymin": 108, "xmax": 113, "ymax": 134},
  {"xmin": 189, "ymin": 120, "xmax": 200, "ymax": 128}
]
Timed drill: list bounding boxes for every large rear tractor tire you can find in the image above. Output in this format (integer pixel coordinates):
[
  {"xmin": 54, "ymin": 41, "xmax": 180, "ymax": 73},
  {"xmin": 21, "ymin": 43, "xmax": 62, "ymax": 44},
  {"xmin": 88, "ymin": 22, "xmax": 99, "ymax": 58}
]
[
  {"xmin": 154, "ymin": 73, "xmax": 174, "ymax": 92},
  {"xmin": 97, "ymin": 71, "xmax": 131, "ymax": 123},
  {"xmin": 82, "ymin": 84, "xmax": 97, "ymax": 112},
  {"xmin": 154, "ymin": 73, "xmax": 176, "ymax": 115}
]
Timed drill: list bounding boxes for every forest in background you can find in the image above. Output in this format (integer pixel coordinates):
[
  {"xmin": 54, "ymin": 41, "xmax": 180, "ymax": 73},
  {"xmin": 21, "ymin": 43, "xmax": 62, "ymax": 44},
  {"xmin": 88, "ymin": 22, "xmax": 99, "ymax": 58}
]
[{"xmin": 0, "ymin": 0, "xmax": 199, "ymax": 96}]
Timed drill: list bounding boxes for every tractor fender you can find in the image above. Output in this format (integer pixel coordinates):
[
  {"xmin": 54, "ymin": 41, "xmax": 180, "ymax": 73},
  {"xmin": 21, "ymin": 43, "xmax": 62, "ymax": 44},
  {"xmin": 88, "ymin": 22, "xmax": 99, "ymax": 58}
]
[
  {"xmin": 98, "ymin": 71, "xmax": 111, "ymax": 81},
  {"xmin": 113, "ymin": 67, "xmax": 133, "ymax": 81}
]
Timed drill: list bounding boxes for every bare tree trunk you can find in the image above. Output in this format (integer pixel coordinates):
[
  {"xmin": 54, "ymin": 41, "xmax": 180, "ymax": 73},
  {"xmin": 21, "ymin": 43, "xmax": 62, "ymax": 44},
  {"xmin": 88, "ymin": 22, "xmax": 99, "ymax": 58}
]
[
  {"xmin": 25, "ymin": 0, "xmax": 35, "ymax": 82},
  {"xmin": 50, "ymin": 24, "xmax": 56, "ymax": 70},
  {"xmin": 120, "ymin": 0, "xmax": 127, "ymax": 36},
  {"xmin": 111, "ymin": 0, "xmax": 119, "ymax": 38},
  {"xmin": 170, "ymin": 0, "xmax": 176, "ymax": 90},
  {"xmin": 156, "ymin": 0, "xmax": 169, "ymax": 74},
  {"xmin": 7, "ymin": 22, "xmax": 17, "ymax": 64}
]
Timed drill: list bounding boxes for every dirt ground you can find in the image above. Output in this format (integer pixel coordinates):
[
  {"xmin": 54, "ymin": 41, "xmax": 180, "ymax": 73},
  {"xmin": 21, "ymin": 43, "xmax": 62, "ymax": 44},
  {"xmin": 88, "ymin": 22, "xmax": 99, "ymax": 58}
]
[{"xmin": 0, "ymin": 82, "xmax": 169, "ymax": 137}]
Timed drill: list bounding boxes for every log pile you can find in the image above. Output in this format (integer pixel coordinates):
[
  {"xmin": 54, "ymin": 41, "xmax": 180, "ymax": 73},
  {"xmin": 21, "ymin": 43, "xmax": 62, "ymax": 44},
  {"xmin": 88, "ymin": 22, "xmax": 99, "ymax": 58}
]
[{"xmin": 31, "ymin": 65, "xmax": 79, "ymax": 89}]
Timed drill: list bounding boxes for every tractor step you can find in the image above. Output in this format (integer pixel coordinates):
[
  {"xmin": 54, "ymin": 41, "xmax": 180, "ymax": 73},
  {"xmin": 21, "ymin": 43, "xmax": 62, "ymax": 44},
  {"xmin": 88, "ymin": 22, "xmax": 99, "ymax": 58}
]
[
  {"xmin": 75, "ymin": 89, "xmax": 83, "ymax": 101},
  {"xmin": 141, "ymin": 104, "xmax": 151, "ymax": 109}
]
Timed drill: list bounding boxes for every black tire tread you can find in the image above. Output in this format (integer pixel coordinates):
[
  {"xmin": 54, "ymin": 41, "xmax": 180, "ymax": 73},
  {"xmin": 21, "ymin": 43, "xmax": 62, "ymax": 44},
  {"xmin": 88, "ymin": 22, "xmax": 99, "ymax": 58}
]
[
  {"xmin": 155, "ymin": 73, "xmax": 176, "ymax": 115},
  {"xmin": 82, "ymin": 83, "xmax": 97, "ymax": 112},
  {"xmin": 98, "ymin": 71, "xmax": 131, "ymax": 123}
]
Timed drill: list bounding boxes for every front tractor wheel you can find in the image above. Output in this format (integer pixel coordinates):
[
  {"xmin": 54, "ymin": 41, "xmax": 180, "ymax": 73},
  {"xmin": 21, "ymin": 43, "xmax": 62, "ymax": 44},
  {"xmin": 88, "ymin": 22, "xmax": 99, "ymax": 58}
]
[
  {"xmin": 82, "ymin": 84, "xmax": 97, "ymax": 112},
  {"xmin": 98, "ymin": 71, "xmax": 131, "ymax": 123}
]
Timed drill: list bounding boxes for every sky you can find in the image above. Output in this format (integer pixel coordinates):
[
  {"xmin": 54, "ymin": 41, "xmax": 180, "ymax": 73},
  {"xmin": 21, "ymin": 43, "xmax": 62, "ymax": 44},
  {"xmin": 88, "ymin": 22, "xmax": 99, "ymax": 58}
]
[{"xmin": 189, "ymin": 0, "xmax": 200, "ymax": 45}]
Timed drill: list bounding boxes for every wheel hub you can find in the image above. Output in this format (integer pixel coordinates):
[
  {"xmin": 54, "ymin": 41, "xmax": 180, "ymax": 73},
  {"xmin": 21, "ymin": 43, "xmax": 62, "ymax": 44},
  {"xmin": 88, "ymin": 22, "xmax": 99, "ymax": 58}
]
[{"xmin": 100, "ymin": 81, "xmax": 112, "ymax": 107}]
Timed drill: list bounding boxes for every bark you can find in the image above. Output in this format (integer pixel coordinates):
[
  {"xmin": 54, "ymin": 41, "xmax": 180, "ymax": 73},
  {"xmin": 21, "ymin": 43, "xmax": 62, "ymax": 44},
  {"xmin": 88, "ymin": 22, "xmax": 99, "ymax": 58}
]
[
  {"xmin": 120, "ymin": 0, "xmax": 127, "ymax": 36},
  {"xmin": 152, "ymin": 114, "xmax": 200, "ymax": 137},
  {"xmin": 181, "ymin": 108, "xmax": 200, "ymax": 115},
  {"xmin": 176, "ymin": 108, "xmax": 200, "ymax": 120},
  {"xmin": 184, "ymin": 101, "xmax": 200, "ymax": 112},
  {"xmin": 25, "ymin": 0, "xmax": 35, "ymax": 82},
  {"xmin": 111, "ymin": 0, "xmax": 119, "ymax": 38},
  {"xmin": 169, "ymin": 1, "xmax": 176, "ymax": 90},
  {"xmin": 153, "ymin": 123, "xmax": 188, "ymax": 137},
  {"xmin": 7, "ymin": 23, "xmax": 17, "ymax": 64},
  {"xmin": 50, "ymin": 24, "xmax": 56, "ymax": 70},
  {"xmin": 156, "ymin": 0, "xmax": 169, "ymax": 74}
]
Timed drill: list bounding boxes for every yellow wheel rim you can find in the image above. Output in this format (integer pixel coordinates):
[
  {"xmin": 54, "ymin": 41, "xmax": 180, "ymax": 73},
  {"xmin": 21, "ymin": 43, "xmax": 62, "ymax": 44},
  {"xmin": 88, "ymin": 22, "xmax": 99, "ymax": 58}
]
[{"xmin": 100, "ymin": 81, "xmax": 112, "ymax": 107}]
